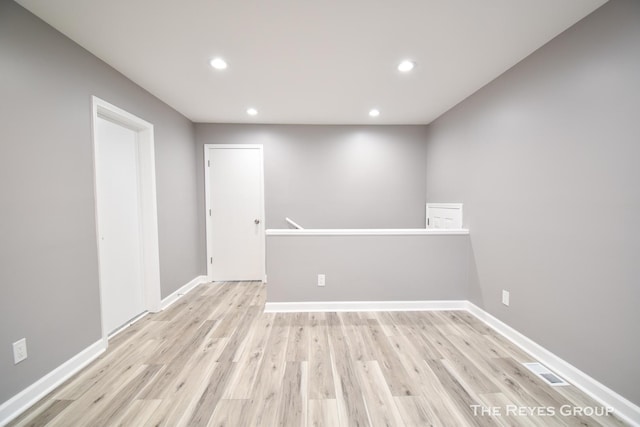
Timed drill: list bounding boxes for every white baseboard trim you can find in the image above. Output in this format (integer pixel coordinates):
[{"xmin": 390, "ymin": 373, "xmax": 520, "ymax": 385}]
[
  {"xmin": 466, "ymin": 302, "xmax": 640, "ymax": 426},
  {"xmin": 160, "ymin": 275, "xmax": 208, "ymax": 310},
  {"xmin": 264, "ymin": 300, "xmax": 468, "ymax": 313},
  {"xmin": 107, "ymin": 311, "xmax": 150, "ymax": 340},
  {"xmin": 0, "ymin": 276, "xmax": 208, "ymax": 426},
  {"xmin": 0, "ymin": 275, "xmax": 209, "ymax": 426},
  {"xmin": 0, "ymin": 339, "xmax": 106, "ymax": 427},
  {"xmin": 265, "ymin": 298, "xmax": 639, "ymax": 425},
  {"xmin": 3, "ymin": 292, "xmax": 636, "ymax": 426}
]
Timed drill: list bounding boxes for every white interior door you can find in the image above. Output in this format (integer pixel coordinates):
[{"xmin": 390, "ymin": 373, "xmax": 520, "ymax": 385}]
[
  {"xmin": 95, "ymin": 116, "xmax": 146, "ymax": 334},
  {"xmin": 207, "ymin": 145, "xmax": 265, "ymax": 281}
]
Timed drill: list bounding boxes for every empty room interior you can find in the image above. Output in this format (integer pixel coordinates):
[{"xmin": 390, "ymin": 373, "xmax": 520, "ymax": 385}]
[{"xmin": 1, "ymin": 0, "xmax": 639, "ymax": 425}]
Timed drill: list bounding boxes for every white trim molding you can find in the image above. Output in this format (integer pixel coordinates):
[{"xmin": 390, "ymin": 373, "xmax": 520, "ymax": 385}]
[
  {"xmin": 0, "ymin": 340, "xmax": 106, "ymax": 427},
  {"xmin": 466, "ymin": 302, "xmax": 640, "ymax": 426},
  {"xmin": 266, "ymin": 228, "xmax": 470, "ymax": 236},
  {"xmin": 0, "ymin": 276, "xmax": 209, "ymax": 426},
  {"xmin": 264, "ymin": 299, "xmax": 639, "ymax": 425},
  {"xmin": 4, "ymin": 295, "xmax": 636, "ymax": 426},
  {"xmin": 91, "ymin": 96, "xmax": 162, "ymax": 343},
  {"xmin": 265, "ymin": 300, "xmax": 468, "ymax": 313},
  {"xmin": 160, "ymin": 275, "xmax": 209, "ymax": 310}
]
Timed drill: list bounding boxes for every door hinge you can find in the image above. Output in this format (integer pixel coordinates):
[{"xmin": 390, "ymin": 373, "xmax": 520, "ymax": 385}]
[
  {"xmin": 210, "ymin": 257, "xmax": 213, "ymax": 264},
  {"xmin": 208, "ymin": 160, "xmax": 210, "ymax": 167},
  {"xmin": 209, "ymin": 209, "xmax": 211, "ymax": 216},
  {"xmin": 427, "ymin": 218, "xmax": 430, "ymax": 226}
]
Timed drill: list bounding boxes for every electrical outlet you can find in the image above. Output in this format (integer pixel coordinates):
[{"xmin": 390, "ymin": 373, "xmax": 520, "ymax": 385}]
[
  {"xmin": 502, "ymin": 290, "xmax": 510, "ymax": 306},
  {"xmin": 13, "ymin": 338, "xmax": 28, "ymax": 364},
  {"xmin": 317, "ymin": 274, "xmax": 325, "ymax": 287}
]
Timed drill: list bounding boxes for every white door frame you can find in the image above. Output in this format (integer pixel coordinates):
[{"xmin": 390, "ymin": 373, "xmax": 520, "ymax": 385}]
[
  {"xmin": 204, "ymin": 144, "xmax": 266, "ymax": 281},
  {"xmin": 91, "ymin": 96, "xmax": 162, "ymax": 343}
]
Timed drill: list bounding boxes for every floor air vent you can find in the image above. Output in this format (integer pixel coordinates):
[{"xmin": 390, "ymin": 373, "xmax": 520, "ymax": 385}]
[{"xmin": 523, "ymin": 362, "xmax": 569, "ymax": 386}]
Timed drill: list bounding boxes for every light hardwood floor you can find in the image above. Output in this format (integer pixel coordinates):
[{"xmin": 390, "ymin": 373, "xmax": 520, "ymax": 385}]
[{"xmin": 9, "ymin": 282, "xmax": 627, "ymax": 427}]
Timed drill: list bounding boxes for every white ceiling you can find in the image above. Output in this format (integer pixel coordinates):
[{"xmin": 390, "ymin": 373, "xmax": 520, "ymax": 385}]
[{"xmin": 16, "ymin": 0, "xmax": 607, "ymax": 124}]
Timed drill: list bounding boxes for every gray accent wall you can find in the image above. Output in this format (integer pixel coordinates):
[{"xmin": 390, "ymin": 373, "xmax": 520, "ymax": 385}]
[
  {"xmin": 267, "ymin": 235, "xmax": 470, "ymax": 302},
  {"xmin": 425, "ymin": 0, "xmax": 640, "ymax": 405},
  {"xmin": 3, "ymin": 0, "xmax": 637, "ymax": 413},
  {"xmin": 0, "ymin": 1, "xmax": 202, "ymax": 404},
  {"xmin": 194, "ymin": 124, "xmax": 428, "ymax": 233}
]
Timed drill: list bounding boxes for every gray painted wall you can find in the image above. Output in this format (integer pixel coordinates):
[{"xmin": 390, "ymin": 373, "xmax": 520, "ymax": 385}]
[
  {"xmin": 425, "ymin": 0, "xmax": 640, "ymax": 405},
  {"xmin": 3, "ymin": 0, "xmax": 637, "ymax": 413},
  {"xmin": 0, "ymin": 1, "xmax": 202, "ymax": 403},
  {"xmin": 194, "ymin": 124, "xmax": 428, "ymax": 242},
  {"xmin": 267, "ymin": 235, "xmax": 470, "ymax": 302}
]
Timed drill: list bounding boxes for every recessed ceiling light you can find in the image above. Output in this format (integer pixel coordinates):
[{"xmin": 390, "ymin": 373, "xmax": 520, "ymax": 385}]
[
  {"xmin": 397, "ymin": 60, "xmax": 415, "ymax": 72},
  {"xmin": 369, "ymin": 109, "xmax": 380, "ymax": 117},
  {"xmin": 210, "ymin": 57, "xmax": 228, "ymax": 70},
  {"xmin": 247, "ymin": 108, "xmax": 258, "ymax": 116}
]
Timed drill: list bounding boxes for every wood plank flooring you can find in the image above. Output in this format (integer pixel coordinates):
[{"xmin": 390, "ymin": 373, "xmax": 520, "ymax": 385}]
[{"xmin": 9, "ymin": 282, "xmax": 628, "ymax": 427}]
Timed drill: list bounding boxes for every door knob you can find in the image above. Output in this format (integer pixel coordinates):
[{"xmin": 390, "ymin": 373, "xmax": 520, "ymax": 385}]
[{"xmin": 254, "ymin": 219, "xmax": 260, "ymax": 224}]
